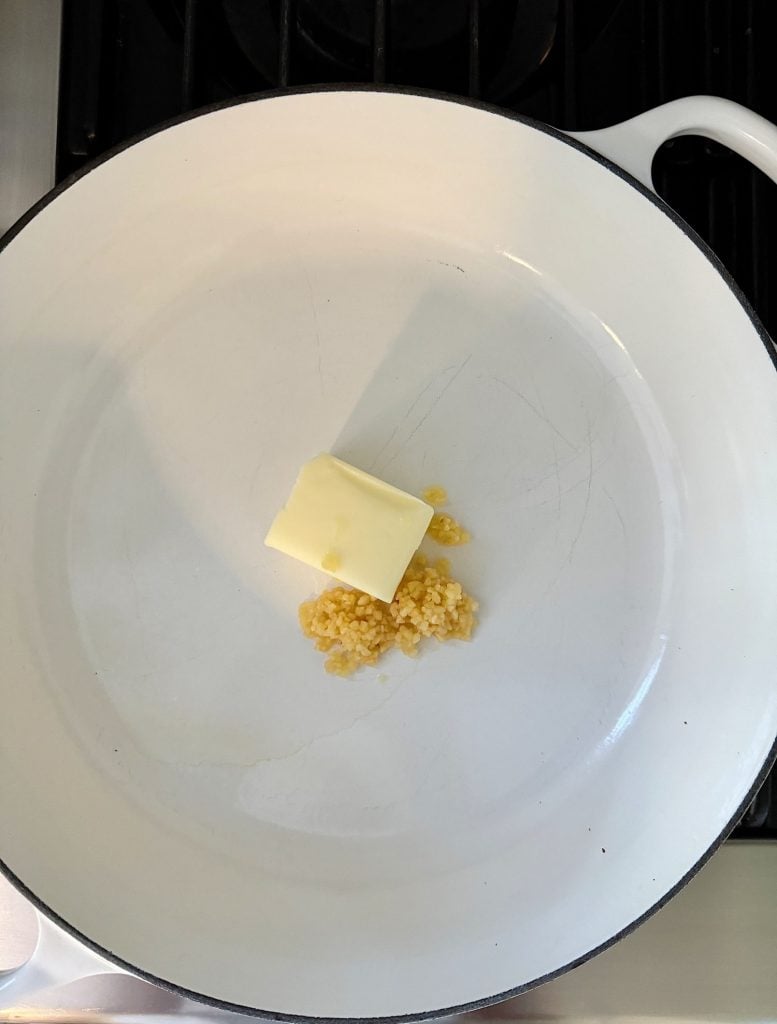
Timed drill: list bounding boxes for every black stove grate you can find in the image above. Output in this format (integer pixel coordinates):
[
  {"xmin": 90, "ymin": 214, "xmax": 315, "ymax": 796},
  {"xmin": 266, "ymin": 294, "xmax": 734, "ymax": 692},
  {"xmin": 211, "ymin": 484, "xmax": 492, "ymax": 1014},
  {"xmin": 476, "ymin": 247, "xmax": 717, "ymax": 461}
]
[
  {"xmin": 56, "ymin": 0, "xmax": 777, "ymax": 840},
  {"xmin": 57, "ymin": 1, "xmax": 777, "ymax": 336}
]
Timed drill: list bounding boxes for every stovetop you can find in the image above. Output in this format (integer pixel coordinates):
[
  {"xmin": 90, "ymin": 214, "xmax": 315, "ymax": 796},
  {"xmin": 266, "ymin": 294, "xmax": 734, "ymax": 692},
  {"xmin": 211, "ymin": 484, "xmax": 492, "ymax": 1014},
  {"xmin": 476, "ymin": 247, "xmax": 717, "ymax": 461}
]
[
  {"xmin": 0, "ymin": 2, "xmax": 776, "ymax": 1021},
  {"xmin": 2, "ymin": 846, "xmax": 777, "ymax": 1022},
  {"xmin": 53, "ymin": 0, "xmax": 777, "ymax": 840}
]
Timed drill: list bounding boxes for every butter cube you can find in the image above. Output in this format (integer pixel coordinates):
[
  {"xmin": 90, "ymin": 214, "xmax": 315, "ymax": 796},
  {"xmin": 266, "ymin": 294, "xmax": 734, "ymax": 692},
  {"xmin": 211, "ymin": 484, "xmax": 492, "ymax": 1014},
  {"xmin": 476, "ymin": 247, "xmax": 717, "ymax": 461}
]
[{"xmin": 265, "ymin": 454, "xmax": 433, "ymax": 602}]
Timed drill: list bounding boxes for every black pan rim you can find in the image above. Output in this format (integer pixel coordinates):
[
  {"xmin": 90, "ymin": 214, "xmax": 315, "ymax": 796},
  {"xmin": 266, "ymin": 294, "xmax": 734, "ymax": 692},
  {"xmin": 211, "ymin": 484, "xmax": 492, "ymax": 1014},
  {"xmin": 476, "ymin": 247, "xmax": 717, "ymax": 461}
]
[{"xmin": 1, "ymin": 83, "xmax": 776, "ymax": 1023}]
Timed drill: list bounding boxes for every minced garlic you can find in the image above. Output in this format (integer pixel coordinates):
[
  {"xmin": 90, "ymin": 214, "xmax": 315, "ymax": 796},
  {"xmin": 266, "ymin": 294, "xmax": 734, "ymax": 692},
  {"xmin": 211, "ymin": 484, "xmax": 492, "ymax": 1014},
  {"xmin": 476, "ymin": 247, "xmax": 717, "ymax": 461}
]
[
  {"xmin": 422, "ymin": 485, "xmax": 449, "ymax": 507},
  {"xmin": 426, "ymin": 512, "xmax": 471, "ymax": 546},
  {"xmin": 299, "ymin": 554, "xmax": 477, "ymax": 676}
]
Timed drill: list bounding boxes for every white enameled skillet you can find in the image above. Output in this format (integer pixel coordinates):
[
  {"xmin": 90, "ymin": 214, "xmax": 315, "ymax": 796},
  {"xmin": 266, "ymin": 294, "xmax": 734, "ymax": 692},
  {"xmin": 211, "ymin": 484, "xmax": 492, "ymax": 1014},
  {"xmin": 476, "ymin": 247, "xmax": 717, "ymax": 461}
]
[{"xmin": 2, "ymin": 89, "xmax": 777, "ymax": 1020}]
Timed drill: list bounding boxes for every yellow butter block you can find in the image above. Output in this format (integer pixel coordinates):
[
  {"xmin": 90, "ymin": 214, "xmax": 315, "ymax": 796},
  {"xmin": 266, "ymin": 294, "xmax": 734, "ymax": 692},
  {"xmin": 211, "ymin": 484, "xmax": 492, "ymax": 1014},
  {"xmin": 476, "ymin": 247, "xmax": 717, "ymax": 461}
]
[{"xmin": 265, "ymin": 454, "xmax": 433, "ymax": 602}]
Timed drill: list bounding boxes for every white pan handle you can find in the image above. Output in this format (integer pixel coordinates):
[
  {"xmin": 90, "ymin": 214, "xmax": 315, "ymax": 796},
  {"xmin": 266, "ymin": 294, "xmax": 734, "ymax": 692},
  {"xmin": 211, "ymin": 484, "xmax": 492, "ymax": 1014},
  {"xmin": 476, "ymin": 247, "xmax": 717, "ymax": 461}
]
[{"xmin": 568, "ymin": 95, "xmax": 777, "ymax": 192}]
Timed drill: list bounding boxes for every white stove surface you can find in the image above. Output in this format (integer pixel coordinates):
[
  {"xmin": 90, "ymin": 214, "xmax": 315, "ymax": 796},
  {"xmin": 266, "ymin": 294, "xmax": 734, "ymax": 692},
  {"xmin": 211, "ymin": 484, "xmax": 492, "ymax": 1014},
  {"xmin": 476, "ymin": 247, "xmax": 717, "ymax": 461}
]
[
  {"xmin": 1, "ymin": 842, "xmax": 776, "ymax": 1023},
  {"xmin": 0, "ymin": 0, "xmax": 61, "ymax": 234}
]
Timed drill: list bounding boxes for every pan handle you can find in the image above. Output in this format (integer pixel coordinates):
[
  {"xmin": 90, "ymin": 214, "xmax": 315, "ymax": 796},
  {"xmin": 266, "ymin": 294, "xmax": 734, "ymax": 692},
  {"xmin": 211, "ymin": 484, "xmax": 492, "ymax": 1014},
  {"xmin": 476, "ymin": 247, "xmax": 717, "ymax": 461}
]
[{"xmin": 567, "ymin": 95, "xmax": 777, "ymax": 192}]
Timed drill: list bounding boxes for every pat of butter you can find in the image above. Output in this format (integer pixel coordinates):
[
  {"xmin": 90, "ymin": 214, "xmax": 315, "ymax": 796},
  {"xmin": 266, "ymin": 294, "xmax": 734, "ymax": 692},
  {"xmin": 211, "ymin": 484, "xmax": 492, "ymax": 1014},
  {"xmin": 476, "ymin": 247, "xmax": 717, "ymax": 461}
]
[{"xmin": 265, "ymin": 454, "xmax": 433, "ymax": 602}]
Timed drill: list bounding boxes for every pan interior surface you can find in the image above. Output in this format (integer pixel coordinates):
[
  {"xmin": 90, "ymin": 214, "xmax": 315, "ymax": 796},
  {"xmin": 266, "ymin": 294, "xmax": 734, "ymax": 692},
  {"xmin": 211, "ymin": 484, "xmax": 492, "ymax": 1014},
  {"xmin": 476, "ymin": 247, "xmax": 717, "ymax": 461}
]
[{"xmin": 1, "ymin": 91, "xmax": 777, "ymax": 1018}]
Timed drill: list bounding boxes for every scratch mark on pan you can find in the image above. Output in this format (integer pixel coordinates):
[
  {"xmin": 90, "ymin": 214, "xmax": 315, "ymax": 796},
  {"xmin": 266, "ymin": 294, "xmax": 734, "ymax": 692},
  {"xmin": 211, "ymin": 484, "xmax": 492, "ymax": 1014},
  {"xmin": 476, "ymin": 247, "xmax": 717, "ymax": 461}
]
[
  {"xmin": 370, "ymin": 378, "xmax": 435, "ymax": 471},
  {"xmin": 523, "ymin": 454, "xmax": 610, "ymax": 509},
  {"xmin": 521, "ymin": 449, "xmax": 586, "ymax": 495},
  {"xmin": 603, "ymin": 485, "xmax": 627, "ymax": 538},
  {"xmin": 490, "ymin": 375, "xmax": 577, "ymax": 449},
  {"xmin": 567, "ymin": 418, "xmax": 594, "ymax": 564},
  {"xmin": 551, "ymin": 437, "xmax": 562, "ymax": 542},
  {"xmin": 182, "ymin": 679, "xmax": 408, "ymax": 769},
  {"xmin": 122, "ymin": 527, "xmax": 143, "ymax": 626},
  {"xmin": 384, "ymin": 354, "xmax": 473, "ymax": 468},
  {"xmin": 303, "ymin": 268, "xmax": 324, "ymax": 396}
]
